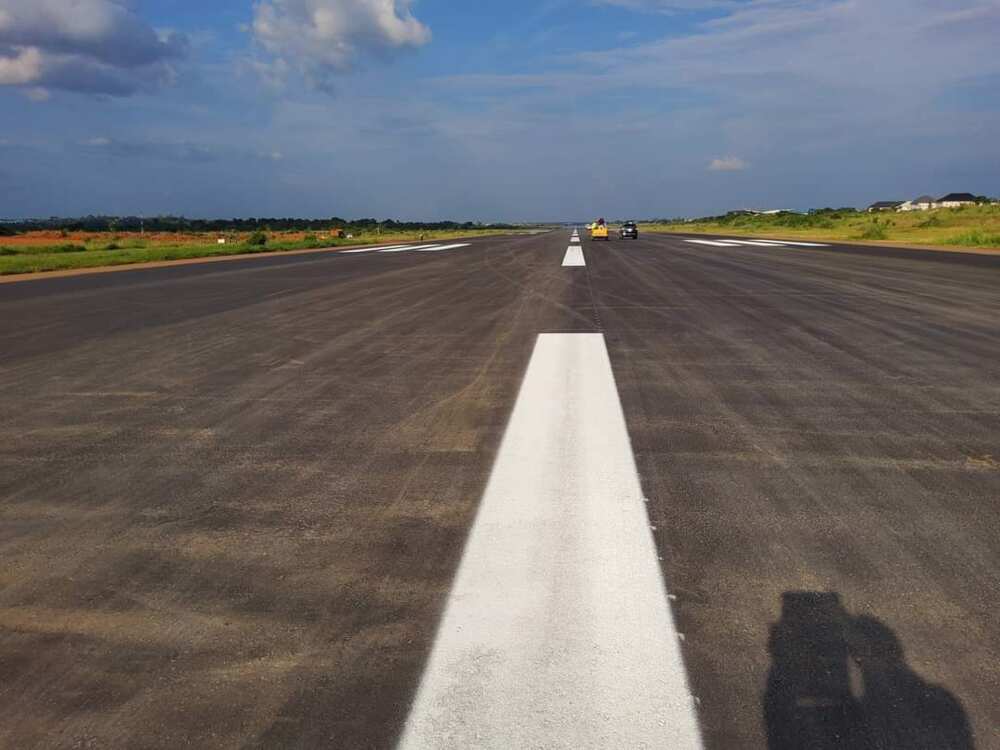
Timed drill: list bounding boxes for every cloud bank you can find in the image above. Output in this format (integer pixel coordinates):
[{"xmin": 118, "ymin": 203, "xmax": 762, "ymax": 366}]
[
  {"xmin": 0, "ymin": 0, "xmax": 187, "ymax": 97},
  {"xmin": 252, "ymin": 0, "xmax": 431, "ymax": 89}
]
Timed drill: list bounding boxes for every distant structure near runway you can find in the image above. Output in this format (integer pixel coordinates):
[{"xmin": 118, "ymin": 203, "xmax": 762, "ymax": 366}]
[
  {"xmin": 869, "ymin": 192, "xmax": 989, "ymax": 212},
  {"xmin": 867, "ymin": 201, "xmax": 906, "ymax": 213},
  {"xmin": 731, "ymin": 208, "xmax": 797, "ymax": 216}
]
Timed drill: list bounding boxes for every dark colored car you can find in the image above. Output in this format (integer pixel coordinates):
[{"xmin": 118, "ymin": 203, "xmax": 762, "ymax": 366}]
[{"xmin": 618, "ymin": 221, "xmax": 639, "ymax": 240}]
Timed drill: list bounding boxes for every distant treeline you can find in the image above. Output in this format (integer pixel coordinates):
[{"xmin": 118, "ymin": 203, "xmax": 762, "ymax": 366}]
[{"xmin": 0, "ymin": 215, "xmax": 520, "ymax": 234}]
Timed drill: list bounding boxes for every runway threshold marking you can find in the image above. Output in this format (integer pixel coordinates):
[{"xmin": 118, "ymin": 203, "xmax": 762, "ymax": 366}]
[
  {"xmin": 340, "ymin": 245, "xmax": 409, "ymax": 254},
  {"xmin": 399, "ymin": 333, "xmax": 703, "ymax": 750},
  {"xmin": 562, "ymin": 246, "xmax": 586, "ymax": 267},
  {"xmin": 415, "ymin": 243, "xmax": 471, "ymax": 252},
  {"xmin": 379, "ymin": 244, "xmax": 440, "ymax": 253},
  {"xmin": 684, "ymin": 239, "xmax": 830, "ymax": 248},
  {"xmin": 726, "ymin": 240, "xmax": 792, "ymax": 247}
]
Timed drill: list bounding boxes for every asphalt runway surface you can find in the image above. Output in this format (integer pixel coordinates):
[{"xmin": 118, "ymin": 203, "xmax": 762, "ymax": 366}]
[{"xmin": 1, "ymin": 231, "xmax": 997, "ymax": 748}]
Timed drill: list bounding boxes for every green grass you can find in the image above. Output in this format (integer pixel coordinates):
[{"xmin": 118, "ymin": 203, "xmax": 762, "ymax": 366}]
[
  {"xmin": 944, "ymin": 230, "xmax": 1000, "ymax": 248},
  {"xmin": 9, "ymin": 243, "xmax": 91, "ymax": 255},
  {"xmin": 856, "ymin": 220, "xmax": 890, "ymax": 241},
  {"xmin": 643, "ymin": 204, "xmax": 1000, "ymax": 250},
  {"xmin": 0, "ymin": 229, "xmax": 523, "ymax": 276}
]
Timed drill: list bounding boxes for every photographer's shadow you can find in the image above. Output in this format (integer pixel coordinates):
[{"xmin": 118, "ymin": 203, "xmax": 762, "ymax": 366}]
[{"xmin": 765, "ymin": 592, "xmax": 974, "ymax": 750}]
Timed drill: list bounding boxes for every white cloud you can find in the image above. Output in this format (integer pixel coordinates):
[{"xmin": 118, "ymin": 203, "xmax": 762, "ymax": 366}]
[
  {"xmin": 585, "ymin": 0, "xmax": 1000, "ymax": 102},
  {"xmin": 0, "ymin": 45, "xmax": 41, "ymax": 85},
  {"xmin": 416, "ymin": 0, "xmax": 1000, "ymax": 216},
  {"xmin": 444, "ymin": 1, "xmax": 1000, "ymax": 172},
  {"xmin": 252, "ymin": 0, "xmax": 431, "ymax": 89},
  {"xmin": 0, "ymin": 0, "xmax": 187, "ymax": 97},
  {"xmin": 708, "ymin": 156, "xmax": 748, "ymax": 172}
]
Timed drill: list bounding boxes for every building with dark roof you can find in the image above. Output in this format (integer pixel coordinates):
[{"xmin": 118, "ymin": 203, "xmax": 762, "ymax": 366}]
[{"xmin": 937, "ymin": 193, "xmax": 978, "ymax": 207}]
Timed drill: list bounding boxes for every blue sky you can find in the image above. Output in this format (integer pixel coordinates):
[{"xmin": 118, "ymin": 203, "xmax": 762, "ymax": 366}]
[{"xmin": 1, "ymin": 0, "xmax": 998, "ymax": 221}]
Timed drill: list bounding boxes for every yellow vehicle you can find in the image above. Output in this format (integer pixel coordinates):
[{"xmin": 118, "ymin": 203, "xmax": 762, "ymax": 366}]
[{"xmin": 590, "ymin": 219, "xmax": 609, "ymax": 240}]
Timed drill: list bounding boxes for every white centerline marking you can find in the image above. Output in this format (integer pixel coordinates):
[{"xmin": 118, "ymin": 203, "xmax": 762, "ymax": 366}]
[
  {"xmin": 684, "ymin": 239, "xmax": 743, "ymax": 247},
  {"xmin": 570, "ymin": 237, "xmax": 581, "ymax": 243},
  {"xmin": 562, "ymin": 246, "xmax": 586, "ymax": 267},
  {"xmin": 399, "ymin": 333, "xmax": 702, "ymax": 750}
]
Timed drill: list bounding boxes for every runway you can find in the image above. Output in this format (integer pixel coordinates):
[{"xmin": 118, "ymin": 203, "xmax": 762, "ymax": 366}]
[{"xmin": 1, "ymin": 230, "xmax": 997, "ymax": 748}]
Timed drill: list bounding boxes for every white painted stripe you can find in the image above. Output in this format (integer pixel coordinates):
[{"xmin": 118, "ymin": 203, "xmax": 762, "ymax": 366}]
[
  {"xmin": 415, "ymin": 243, "xmax": 471, "ymax": 252},
  {"xmin": 726, "ymin": 240, "xmax": 795, "ymax": 247},
  {"xmin": 562, "ymin": 246, "xmax": 586, "ymax": 267},
  {"xmin": 378, "ymin": 244, "xmax": 439, "ymax": 253},
  {"xmin": 399, "ymin": 334, "xmax": 702, "ymax": 750},
  {"xmin": 685, "ymin": 239, "xmax": 830, "ymax": 248},
  {"xmin": 340, "ymin": 245, "xmax": 408, "ymax": 254},
  {"xmin": 570, "ymin": 237, "xmax": 581, "ymax": 243},
  {"xmin": 684, "ymin": 239, "xmax": 742, "ymax": 247}
]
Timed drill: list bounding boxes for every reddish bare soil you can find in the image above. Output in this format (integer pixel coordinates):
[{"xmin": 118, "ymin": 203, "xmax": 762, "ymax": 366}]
[{"xmin": 0, "ymin": 231, "xmax": 336, "ymax": 248}]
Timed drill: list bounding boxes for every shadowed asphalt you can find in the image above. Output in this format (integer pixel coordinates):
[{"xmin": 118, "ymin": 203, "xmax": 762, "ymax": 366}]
[{"xmin": 0, "ymin": 231, "xmax": 997, "ymax": 748}]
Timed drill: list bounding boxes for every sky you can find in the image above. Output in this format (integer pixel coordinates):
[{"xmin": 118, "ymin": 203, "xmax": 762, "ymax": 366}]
[{"xmin": 0, "ymin": 0, "xmax": 998, "ymax": 221}]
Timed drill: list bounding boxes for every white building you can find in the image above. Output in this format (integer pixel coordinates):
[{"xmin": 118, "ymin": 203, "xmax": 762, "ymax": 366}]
[
  {"xmin": 936, "ymin": 193, "xmax": 978, "ymax": 209},
  {"xmin": 898, "ymin": 195, "xmax": 937, "ymax": 212}
]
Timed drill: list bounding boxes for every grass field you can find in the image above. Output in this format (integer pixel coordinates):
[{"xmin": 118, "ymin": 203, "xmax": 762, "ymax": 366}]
[
  {"xmin": 0, "ymin": 228, "xmax": 520, "ymax": 276},
  {"xmin": 642, "ymin": 204, "xmax": 1000, "ymax": 250}
]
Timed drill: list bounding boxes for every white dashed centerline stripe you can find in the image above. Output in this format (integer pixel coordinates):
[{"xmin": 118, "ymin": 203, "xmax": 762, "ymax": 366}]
[
  {"xmin": 562, "ymin": 246, "xmax": 586, "ymax": 267},
  {"xmin": 399, "ymin": 333, "xmax": 702, "ymax": 750}
]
